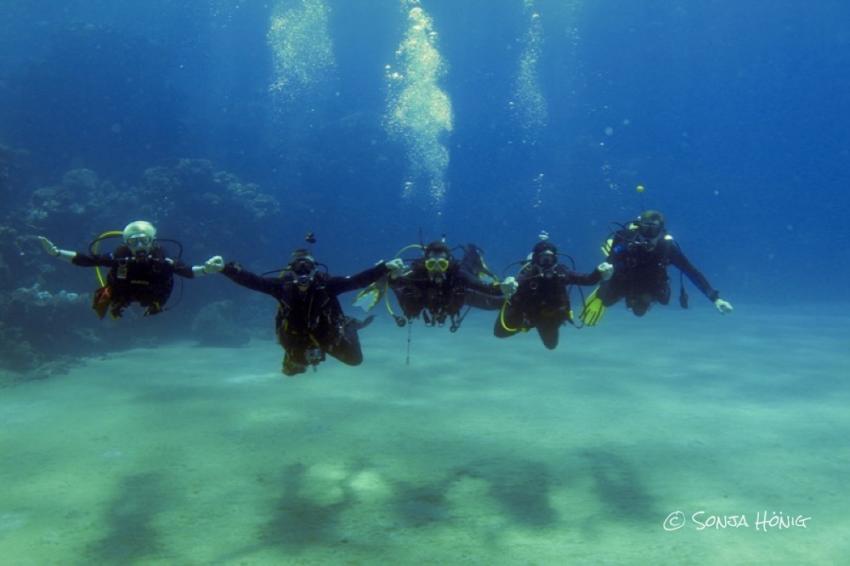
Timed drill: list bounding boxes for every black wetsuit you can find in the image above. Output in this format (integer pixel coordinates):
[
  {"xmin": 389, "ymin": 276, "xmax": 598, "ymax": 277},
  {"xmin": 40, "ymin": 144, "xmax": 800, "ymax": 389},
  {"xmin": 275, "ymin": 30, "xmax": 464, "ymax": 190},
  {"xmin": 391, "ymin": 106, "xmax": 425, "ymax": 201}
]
[
  {"xmin": 598, "ymin": 230, "xmax": 718, "ymax": 316},
  {"xmin": 390, "ymin": 260, "xmax": 504, "ymax": 331},
  {"xmin": 223, "ymin": 262, "xmax": 388, "ymax": 375},
  {"xmin": 495, "ymin": 264, "xmax": 602, "ymax": 349},
  {"xmin": 72, "ymin": 245, "xmax": 193, "ymax": 317}
]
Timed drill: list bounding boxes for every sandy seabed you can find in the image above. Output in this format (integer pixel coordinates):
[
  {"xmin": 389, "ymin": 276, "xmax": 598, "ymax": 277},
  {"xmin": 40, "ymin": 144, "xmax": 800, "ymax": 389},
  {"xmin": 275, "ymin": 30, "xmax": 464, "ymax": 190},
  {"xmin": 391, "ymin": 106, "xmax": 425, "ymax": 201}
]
[{"xmin": 1, "ymin": 305, "xmax": 849, "ymax": 565}]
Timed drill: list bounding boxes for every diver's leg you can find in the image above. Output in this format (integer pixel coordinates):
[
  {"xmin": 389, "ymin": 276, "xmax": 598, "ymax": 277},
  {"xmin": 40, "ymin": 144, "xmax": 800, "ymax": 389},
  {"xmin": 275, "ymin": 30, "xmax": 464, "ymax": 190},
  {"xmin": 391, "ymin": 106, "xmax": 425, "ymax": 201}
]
[
  {"xmin": 622, "ymin": 276, "xmax": 658, "ymax": 316},
  {"xmin": 278, "ymin": 330, "xmax": 308, "ymax": 375},
  {"xmin": 629, "ymin": 295, "xmax": 652, "ymax": 316},
  {"xmin": 150, "ymin": 288, "xmax": 172, "ymax": 314},
  {"xmin": 397, "ymin": 295, "xmax": 422, "ymax": 320},
  {"xmin": 326, "ymin": 319, "xmax": 364, "ymax": 366},
  {"xmin": 494, "ymin": 306, "xmax": 522, "ymax": 338},
  {"xmin": 655, "ymin": 280, "xmax": 671, "ymax": 305},
  {"xmin": 109, "ymin": 297, "xmax": 128, "ymax": 319},
  {"xmin": 143, "ymin": 300, "xmax": 163, "ymax": 316},
  {"xmin": 536, "ymin": 318, "xmax": 560, "ymax": 350},
  {"xmin": 282, "ymin": 348, "xmax": 308, "ymax": 376}
]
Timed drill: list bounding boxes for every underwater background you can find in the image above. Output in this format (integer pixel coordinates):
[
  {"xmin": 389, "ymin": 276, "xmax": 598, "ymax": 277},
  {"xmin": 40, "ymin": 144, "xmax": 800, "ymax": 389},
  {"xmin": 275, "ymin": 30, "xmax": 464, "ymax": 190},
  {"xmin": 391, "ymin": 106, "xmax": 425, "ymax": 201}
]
[{"xmin": 1, "ymin": 1, "xmax": 849, "ymax": 564}]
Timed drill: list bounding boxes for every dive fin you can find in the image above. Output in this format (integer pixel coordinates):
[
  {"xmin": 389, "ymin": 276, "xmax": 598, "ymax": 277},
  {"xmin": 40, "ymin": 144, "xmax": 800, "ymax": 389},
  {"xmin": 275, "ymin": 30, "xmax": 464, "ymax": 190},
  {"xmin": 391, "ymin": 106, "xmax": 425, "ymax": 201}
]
[
  {"xmin": 580, "ymin": 287, "xmax": 606, "ymax": 327},
  {"xmin": 461, "ymin": 244, "xmax": 500, "ymax": 284},
  {"xmin": 354, "ymin": 280, "xmax": 385, "ymax": 312}
]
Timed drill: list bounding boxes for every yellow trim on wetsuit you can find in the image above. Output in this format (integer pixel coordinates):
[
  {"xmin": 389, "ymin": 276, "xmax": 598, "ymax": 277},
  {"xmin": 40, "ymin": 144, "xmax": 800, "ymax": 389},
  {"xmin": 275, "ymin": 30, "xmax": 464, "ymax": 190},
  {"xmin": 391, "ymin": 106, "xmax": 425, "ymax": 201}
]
[
  {"xmin": 499, "ymin": 300, "xmax": 528, "ymax": 333},
  {"xmin": 91, "ymin": 230, "xmax": 124, "ymax": 287}
]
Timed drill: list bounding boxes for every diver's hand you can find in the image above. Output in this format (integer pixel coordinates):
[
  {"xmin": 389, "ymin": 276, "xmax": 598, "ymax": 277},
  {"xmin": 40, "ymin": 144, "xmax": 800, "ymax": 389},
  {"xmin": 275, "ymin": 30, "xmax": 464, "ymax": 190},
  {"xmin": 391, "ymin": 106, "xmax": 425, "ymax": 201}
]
[
  {"xmin": 38, "ymin": 236, "xmax": 59, "ymax": 256},
  {"xmin": 192, "ymin": 255, "xmax": 225, "ymax": 276},
  {"xmin": 714, "ymin": 298, "xmax": 733, "ymax": 315},
  {"xmin": 500, "ymin": 276, "xmax": 518, "ymax": 299},
  {"xmin": 597, "ymin": 261, "xmax": 614, "ymax": 281},
  {"xmin": 385, "ymin": 258, "xmax": 406, "ymax": 279},
  {"xmin": 204, "ymin": 255, "xmax": 225, "ymax": 274},
  {"xmin": 38, "ymin": 236, "xmax": 76, "ymax": 261}
]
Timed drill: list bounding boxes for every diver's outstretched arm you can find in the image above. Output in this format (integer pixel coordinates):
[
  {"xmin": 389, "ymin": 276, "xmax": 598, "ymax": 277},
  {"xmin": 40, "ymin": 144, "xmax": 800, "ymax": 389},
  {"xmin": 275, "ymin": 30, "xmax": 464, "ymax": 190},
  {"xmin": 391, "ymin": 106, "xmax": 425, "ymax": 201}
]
[
  {"xmin": 326, "ymin": 260, "xmax": 399, "ymax": 295},
  {"xmin": 460, "ymin": 271, "xmax": 505, "ymax": 298},
  {"xmin": 39, "ymin": 235, "xmax": 116, "ymax": 267},
  {"xmin": 566, "ymin": 262, "xmax": 614, "ymax": 286},
  {"xmin": 667, "ymin": 244, "xmax": 733, "ymax": 314},
  {"xmin": 38, "ymin": 236, "xmax": 77, "ymax": 262},
  {"xmin": 222, "ymin": 262, "xmax": 281, "ymax": 296}
]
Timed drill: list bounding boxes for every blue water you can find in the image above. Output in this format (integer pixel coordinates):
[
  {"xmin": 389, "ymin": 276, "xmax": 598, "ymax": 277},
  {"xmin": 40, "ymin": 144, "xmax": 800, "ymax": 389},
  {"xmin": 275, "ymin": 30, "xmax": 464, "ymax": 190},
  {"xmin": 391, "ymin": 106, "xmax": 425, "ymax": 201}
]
[{"xmin": 3, "ymin": 0, "xmax": 847, "ymax": 303}]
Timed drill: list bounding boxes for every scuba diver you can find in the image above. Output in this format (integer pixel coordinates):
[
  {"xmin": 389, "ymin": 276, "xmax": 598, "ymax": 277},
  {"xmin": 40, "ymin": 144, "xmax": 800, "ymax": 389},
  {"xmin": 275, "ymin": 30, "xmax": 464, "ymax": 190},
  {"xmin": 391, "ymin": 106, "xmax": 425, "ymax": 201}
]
[
  {"xmin": 221, "ymin": 248, "xmax": 405, "ymax": 376},
  {"xmin": 38, "ymin": 220, "xmax": 223, "ymax": 319},
  {"xmin": 495, "ymin": 234, "xmax": 613, "ymax": 349},
  {"xmin": 580, "ymin": 210, "xmax": 734, "ymax": 325},
  {"xmin": 385, "ymin": 239, "xmax": 518, "ymax": 332}
]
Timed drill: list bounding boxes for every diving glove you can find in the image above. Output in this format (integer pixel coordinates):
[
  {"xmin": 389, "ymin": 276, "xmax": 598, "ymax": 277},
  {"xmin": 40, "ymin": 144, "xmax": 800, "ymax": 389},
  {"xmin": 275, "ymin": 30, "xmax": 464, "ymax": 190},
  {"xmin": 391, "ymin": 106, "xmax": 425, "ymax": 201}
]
[
  {"xmin": 385, "ymin": 258, "xmax": 406, "ymax": 279},
  {"xmin": 38, "ymin": 236, "xmax": 76, "ymax": 261},
  {"xmin": 193, "ymin": 255, "xmax": 225, "ymax": 276},
  {"xmin": 597, "ymin": 261, "xmax": 614, "ymax": 281},
  {"xmin": 714, "ymin": 298, "xmax": 733, "ymax": 315},
  {"xmin": 500, "ymin": 276, "xmax": 518, "ymax": 300}
]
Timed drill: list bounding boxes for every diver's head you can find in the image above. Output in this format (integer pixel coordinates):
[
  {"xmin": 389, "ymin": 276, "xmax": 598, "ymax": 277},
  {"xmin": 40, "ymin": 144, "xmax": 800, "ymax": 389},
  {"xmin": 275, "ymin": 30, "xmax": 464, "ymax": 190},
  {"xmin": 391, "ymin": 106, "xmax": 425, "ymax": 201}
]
[
  {"xmin": 122, "ymin": 220, "xmax": 157, "ymax": 254},
  {"xmin": 636, "ymin": 210, "xmax": 665, "ymax": 242},
  {"xmin": 423, "ymin": 240, "xmax": 451, "ymax": 281},
  {"xmin": 288, "ymin": 249, "xmax": 317, "ymax": 291},
  {"xmin": 531, "ymin": 240, "xmax": 558, "ymax": 269}
]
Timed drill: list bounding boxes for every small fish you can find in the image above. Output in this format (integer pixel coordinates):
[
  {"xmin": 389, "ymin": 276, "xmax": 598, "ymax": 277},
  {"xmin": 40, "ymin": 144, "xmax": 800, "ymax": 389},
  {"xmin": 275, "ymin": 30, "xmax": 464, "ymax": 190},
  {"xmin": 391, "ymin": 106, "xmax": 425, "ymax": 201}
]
[{"xmin": 305, "ymin": 232, "xmax": 316, "ymax": 244}]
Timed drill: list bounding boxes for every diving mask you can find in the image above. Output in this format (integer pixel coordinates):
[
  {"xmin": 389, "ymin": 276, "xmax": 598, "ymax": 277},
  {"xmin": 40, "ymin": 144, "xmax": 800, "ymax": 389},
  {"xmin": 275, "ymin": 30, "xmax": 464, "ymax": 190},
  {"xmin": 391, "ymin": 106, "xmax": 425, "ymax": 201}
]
[
  {"xmin": 290, "ymin": 258, "xmax": 316, "ymax": 287},
  {"xmin": 424, "ymin": 257, "xmax": 450, "ymax": 272},
  {"xmin": 637, "ymin": 220, "xmax": 663, "ymax": 240},
  {"xmin": 126, "ymin": 234, "xmax": 153, "ymax": 253},
  {"xmin": 534, "ymin": 250, "xmax": 556, "ymax": 268},
  {"xmin": 122, "ymin": 220, "xmax": 157, "ymax": 253}
]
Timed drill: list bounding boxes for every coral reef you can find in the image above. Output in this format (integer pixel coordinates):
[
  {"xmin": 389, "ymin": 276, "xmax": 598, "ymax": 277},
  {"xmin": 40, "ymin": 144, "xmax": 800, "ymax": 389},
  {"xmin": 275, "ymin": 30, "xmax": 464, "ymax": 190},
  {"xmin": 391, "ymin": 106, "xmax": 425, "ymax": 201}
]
[
  {"xmin": 0, "ymin": 283, "xmax": 95, "ymax": 372},
  {"xmin": 26, "ymin": 169, "xmax": 114, "ymax": 225},
  {"xmin": 141, "ymin": 159, "xmax": 280, "ymax": 223}
]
